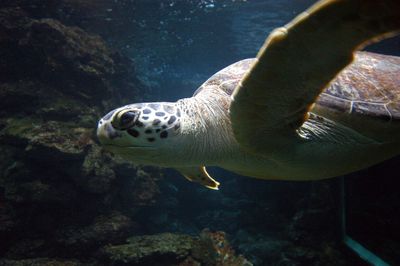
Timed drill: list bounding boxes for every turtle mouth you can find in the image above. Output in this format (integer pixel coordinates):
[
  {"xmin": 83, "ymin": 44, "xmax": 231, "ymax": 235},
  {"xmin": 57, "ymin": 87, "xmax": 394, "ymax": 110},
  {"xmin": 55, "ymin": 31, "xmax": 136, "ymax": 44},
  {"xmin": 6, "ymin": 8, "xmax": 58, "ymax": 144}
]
[
  {"xmin": 102, "ymin": 144, "xmax": 156, "ymax": 151},
  {"xmin": 102, "ymin": 143, "xmax": 159, "ymax": 162}
]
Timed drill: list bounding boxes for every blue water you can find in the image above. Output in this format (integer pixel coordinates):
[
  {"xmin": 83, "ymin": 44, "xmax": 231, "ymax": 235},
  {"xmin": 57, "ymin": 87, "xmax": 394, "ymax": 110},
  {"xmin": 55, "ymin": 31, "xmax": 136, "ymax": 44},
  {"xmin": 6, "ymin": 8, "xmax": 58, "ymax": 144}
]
[{"xmin": 64, "ymin": 0, "xmax": 313, "ymax": 102}]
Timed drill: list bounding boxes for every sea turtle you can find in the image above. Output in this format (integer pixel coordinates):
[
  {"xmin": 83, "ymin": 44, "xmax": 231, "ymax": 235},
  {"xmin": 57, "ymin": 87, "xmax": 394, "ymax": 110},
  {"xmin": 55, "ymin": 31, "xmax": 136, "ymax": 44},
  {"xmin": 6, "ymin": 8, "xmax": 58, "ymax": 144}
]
[{"xmin": 97, "ymin": 0, "xmax": 400, "ymax": 190}]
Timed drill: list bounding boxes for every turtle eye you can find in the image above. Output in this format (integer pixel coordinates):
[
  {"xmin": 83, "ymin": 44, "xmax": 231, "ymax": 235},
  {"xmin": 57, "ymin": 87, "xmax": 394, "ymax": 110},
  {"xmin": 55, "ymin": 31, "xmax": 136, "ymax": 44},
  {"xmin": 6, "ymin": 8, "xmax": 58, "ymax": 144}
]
[{"xmin": 112, "ymin": 110, "xmax": 138, "ymax": 130}]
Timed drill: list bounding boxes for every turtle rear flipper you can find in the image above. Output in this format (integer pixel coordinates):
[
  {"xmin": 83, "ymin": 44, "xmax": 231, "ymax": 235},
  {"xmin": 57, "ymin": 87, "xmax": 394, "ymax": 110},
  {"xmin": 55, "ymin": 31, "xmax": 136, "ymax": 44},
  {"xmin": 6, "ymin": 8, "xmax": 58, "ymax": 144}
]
[{"xmin": 176, "ymin": 166, "xmax": 220, "ymax": 190}]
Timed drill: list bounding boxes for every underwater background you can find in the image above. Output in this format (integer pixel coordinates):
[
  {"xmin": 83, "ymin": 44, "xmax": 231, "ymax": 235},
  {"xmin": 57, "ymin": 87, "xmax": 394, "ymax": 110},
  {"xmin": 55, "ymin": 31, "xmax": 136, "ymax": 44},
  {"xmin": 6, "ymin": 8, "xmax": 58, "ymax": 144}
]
[{"xmin": 0, "ymin": 0, "xmax": 399, "ymax": 265}]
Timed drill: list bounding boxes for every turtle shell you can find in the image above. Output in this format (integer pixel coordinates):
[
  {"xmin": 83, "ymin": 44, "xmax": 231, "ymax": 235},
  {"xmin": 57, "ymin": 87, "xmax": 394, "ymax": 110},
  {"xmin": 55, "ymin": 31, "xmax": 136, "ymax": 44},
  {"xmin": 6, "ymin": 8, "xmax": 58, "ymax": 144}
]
[
  {"xmin": 195, "ymin": 52, "xmax": 400, "ymax": 124},
  {"xmin": 316, "ymin": 51, "xmax": 400, "ymax": 122},
  {"xmin": 193, "ymin": 59, "xmax": 255, "ymax": 97}
]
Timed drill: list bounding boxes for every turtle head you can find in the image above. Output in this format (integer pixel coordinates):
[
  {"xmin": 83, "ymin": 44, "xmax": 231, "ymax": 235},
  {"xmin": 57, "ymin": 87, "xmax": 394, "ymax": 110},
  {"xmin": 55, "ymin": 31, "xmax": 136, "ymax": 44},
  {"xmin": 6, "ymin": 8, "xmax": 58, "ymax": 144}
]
[{"xmin": 97, "ymin": 102, "xmax": 182, "ymax": 165}]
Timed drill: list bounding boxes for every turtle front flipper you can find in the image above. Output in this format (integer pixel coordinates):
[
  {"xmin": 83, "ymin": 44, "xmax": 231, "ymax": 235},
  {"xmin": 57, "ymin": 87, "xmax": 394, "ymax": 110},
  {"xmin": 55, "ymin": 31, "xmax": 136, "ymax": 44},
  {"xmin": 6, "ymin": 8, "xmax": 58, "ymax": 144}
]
[
  {"xmin": 176, "ymin": 166, "xmax": 220, "ymax": 190},
  {"xmin": 230, "ymin": 0, "xmax": 400, "ymax": 154}
]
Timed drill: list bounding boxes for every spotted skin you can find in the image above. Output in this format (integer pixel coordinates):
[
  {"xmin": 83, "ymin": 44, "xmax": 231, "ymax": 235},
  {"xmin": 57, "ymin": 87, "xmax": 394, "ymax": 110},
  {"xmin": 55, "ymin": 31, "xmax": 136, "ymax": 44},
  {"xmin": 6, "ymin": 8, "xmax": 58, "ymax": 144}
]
[
  {"xmin": 98, "ymin": 102, "xmax": 181, "ymax": 143},
  {"xmin": 127, "ymin": 128, "xmax": 139, "ymax": 138}
]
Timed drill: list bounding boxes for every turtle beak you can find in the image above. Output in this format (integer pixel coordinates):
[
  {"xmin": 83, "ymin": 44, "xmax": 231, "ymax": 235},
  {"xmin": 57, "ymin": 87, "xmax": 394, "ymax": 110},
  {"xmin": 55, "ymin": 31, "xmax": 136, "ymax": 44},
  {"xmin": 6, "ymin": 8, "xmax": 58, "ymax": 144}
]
[{"xmin": 97, "ymin": 119, "xmax": 122, "ymax": 144}]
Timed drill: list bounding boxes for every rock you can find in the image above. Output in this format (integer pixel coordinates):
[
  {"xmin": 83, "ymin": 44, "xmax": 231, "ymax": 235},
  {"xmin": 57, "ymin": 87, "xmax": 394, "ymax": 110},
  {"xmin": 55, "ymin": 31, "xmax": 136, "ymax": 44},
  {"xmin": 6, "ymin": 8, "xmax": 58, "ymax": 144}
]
[
  {"xmin": 0, "ymin": 258, "xmax": 90, "ymax": 266},
  {"xmin": 5, "ymin": 239, "xmax": 48, "ymax": 259},
  {"xmin": 1, "ymin": 119, "xmax": 89, "ymax": 160},
  {"xmin": 1, "ymin": 14, "xmax": 115, "ymax": 100},
  {"xmin": 101, "ymin": 233, "xmax": 196, "ymax": 265},
  {"xmin": 130, "ymin": 168, "xmax": 161, "ymax": 206},
  {"xmin": 79, "ymin": 145, "xmax": 116, "ymax": 194},
  {"xmin": 236, "ymin": 236, "xmax": 291, "ymax": 265},
  {"xmin": 0, "ymin": 3, "xmax": 159, "ymax": 262},
  {"xmin": 0, "ymin": 82, "xmax": 40, "ymax": 116},
  {"xmin": 0, "ymin": 200, "xmax": 15, "ymax": 255},
  {"xmin": 59, "ymin": 212, "xmax": 133, "ymax": 248},
  {"xmin": 177, "ymin": 257, "xmax": 201, "ymax": 266},
  {"xmin": 101, "ymin": 230, "xmax": 252, "ymax": 266},
  {"xmin": 4, "ymin": 180, "xmax": 77, "ymax": 204}
]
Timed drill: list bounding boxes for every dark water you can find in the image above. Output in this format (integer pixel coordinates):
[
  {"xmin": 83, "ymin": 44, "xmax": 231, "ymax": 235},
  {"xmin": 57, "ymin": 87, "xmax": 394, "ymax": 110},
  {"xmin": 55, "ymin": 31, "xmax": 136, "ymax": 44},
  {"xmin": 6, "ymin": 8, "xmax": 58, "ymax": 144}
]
[{"xmin": 0, "ymin": 1, "xmax": 399, "ymax": 265}]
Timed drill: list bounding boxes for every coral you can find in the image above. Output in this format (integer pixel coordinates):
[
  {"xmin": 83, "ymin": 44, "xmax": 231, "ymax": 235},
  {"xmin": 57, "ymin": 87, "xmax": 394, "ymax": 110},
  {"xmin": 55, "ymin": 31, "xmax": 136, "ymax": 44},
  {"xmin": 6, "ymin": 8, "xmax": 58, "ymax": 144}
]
[{"xmin": 196, "ymin": 229, "xmax": 253, "ymax": 266}]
